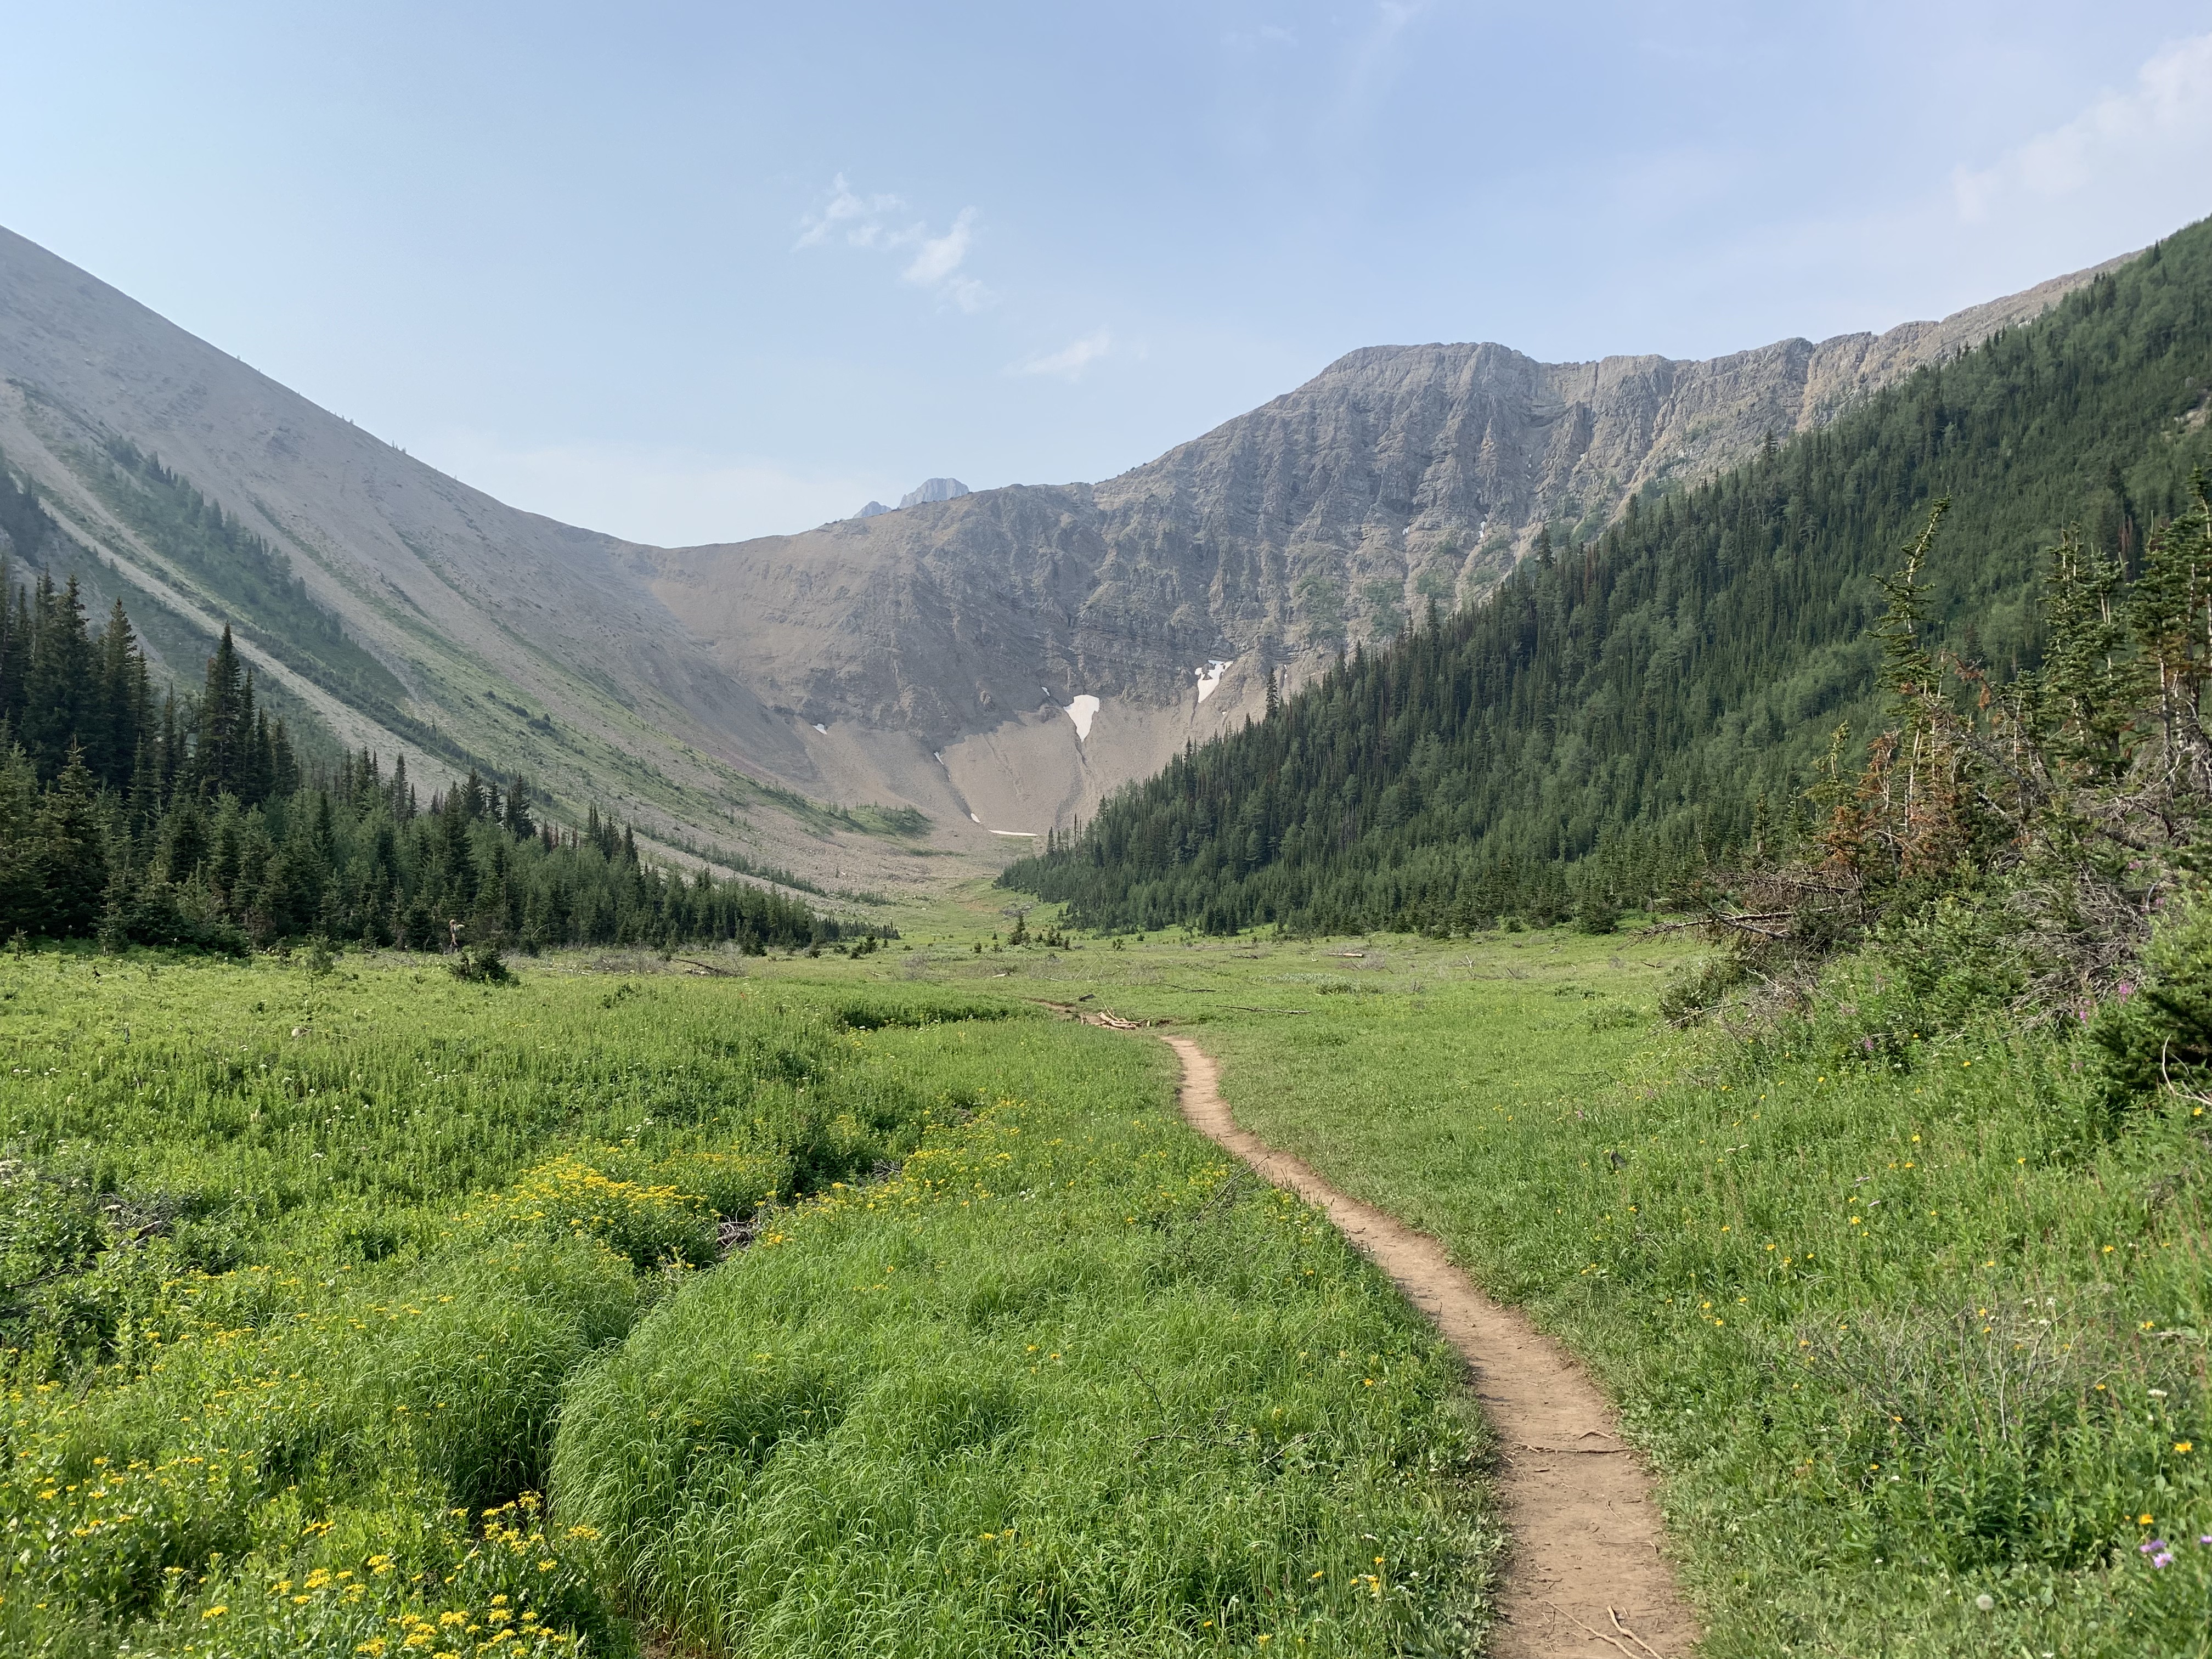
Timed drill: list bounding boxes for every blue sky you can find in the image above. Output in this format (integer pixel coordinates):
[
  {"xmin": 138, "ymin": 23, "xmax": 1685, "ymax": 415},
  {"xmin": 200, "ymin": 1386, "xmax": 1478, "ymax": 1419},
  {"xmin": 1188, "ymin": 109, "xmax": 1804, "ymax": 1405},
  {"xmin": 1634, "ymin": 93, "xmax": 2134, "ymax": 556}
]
[{"xmin": 9, "ymin": 3, "xmax": 2211, "ymax": 545}]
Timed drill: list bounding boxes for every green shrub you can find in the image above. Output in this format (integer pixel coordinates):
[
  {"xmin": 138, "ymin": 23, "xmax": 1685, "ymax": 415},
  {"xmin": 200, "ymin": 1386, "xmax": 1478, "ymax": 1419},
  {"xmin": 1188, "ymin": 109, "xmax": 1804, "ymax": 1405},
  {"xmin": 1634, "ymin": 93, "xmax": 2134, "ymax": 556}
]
[
  {"xmin": 2089, "ymin": 890, "xmax": 2212, "ymax": 1121},
  {"xmin": 1573, "ymin": 889, "xmax": 1621, "ymax": 935},
  {"xmin": 1658, "ymin": 953, "xmax": 1747, "ymax": 1025},
  {"xmin": 449, "ymin": 942, "xmax": 515, "ymax": 984}
]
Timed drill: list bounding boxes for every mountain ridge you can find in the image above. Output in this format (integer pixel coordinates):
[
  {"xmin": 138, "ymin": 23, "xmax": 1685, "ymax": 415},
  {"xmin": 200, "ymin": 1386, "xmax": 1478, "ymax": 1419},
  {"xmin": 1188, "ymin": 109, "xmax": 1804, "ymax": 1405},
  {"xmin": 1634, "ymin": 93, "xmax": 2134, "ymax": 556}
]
[
  {"xmin": 1001, "ymin": 222, "xmax": 2212, "ymax": 933},
  {"xmin": 0, "ymin": 220, "xmax": 2135, "ymax": 884},
  {"xmin": 0, "ymin": 224, "xmax": 875, "ymax": 892},
  {"xmin": 644, "ymin": 252, "xmax": 2126, "ymax": 833}
]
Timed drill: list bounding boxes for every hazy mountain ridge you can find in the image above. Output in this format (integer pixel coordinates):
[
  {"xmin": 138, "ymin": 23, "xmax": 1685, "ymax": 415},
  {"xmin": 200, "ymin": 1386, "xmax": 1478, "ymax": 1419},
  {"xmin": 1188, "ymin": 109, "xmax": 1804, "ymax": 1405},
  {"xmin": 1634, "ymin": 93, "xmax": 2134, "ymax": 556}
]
[
  {"xmin": 644, "ymin": 255, "xmax": 2121, "ymax": 831},
  {"xmin": 0, "ymin": 221, "xmax": 2128, "ymax": 873},
  {"xmin": 898, "ymin": 477, "xmax": 969, "ymax": 509}
]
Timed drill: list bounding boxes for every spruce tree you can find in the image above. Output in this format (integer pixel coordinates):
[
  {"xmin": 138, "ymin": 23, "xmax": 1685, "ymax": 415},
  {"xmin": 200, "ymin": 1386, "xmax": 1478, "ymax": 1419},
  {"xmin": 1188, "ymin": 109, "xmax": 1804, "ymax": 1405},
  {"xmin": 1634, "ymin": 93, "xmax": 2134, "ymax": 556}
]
[
  {"xmin": 437, "ymin": 799, "xmax": 478, "ymax": 917},
  {"xmin": 22, "ymin": 575, "xmax": 92, "ymax": 781},
  {"xmin": 159, "ymin": 798, "xmax": 208, "ymax": 886},
  {"xmin": 0, "ymin": 568, "xmax": 841, "ymax": 953},
  {"xmin": 36, "ymin": 745, "xmax": 106, "ymax": 935},
  {"xmin": 94, "ymin": 599, "xmax": 138, "ymax": 788},
  {"xmin": 269, "ymin": 719, "xmax": 300, "ymax": 797},
  {"xmin": 0, "ymin": 560, "xmax": 20, "ymax": 729},
  {"xmin": 0, "ymin": 744, "xmax": 41, "ymax": 937},
  {"xmin": 196, "ymin": 627, "xmax": 245, "ymax": 798}
]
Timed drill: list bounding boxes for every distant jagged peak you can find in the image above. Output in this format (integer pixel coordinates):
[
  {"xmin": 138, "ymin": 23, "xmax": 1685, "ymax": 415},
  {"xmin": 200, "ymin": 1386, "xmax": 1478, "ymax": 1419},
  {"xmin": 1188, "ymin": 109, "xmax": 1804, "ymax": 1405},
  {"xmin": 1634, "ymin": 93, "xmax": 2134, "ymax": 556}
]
[
  {"xmin": 899, "ymin": 477, "xmax": 969, "ymax": 509},
  {"xmin": 847, "ymin": 478, "xmax": 969, "ymax": 521}
]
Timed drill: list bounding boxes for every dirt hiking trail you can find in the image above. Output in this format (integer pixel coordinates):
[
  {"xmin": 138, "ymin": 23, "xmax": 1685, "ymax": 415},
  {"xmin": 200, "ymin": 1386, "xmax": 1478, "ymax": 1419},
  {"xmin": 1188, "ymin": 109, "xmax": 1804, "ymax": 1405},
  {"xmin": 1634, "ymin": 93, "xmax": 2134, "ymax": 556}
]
[{"xmin": 1161, "ymin": 1034, "xmax": 1701, "ymax": 1658}]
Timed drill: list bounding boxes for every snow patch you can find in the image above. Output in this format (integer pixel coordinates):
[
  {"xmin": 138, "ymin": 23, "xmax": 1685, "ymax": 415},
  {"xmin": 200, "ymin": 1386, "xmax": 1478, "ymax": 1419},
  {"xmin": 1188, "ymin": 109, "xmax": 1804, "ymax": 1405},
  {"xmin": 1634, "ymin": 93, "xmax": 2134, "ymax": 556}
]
[
  {"xmin": 1194, "ymin": 659, "xmax": 1232, "ymax": 703},
  {"xmin": 989, "ymin": 830, "xmax": 1039, "ymax": 838},
  {"xmin": 811, "ymin": 723, "xmax": 827, "ymax": 733},
  {"xmin": 969, "ymin": 811, "xmax": 982, "ymax": 823},
  {"xmin": 1065, "ymin": 693, "xmax": 1101, "ymax": 740}
]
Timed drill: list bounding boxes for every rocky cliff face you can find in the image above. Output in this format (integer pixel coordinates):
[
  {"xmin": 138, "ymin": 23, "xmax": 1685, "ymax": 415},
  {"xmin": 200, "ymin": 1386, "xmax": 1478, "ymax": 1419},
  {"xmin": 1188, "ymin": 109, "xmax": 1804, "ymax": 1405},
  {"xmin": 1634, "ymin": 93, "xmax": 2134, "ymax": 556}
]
[
  {"xmin": 899, "ymin": 477, "xmax": 970, "ymax": 508},
  {"xmin": 644, "ymin": 256, "xmax": 2120, "ymax": 831}
]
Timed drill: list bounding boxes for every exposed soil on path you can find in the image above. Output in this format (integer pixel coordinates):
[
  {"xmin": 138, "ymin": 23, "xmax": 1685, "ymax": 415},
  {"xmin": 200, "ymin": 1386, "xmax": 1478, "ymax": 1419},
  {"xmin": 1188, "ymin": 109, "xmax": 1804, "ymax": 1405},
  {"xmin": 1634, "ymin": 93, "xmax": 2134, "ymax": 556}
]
[{"xmin": 1159, "ymin": 1033, "xmax": 1701, "ymax": 1659}]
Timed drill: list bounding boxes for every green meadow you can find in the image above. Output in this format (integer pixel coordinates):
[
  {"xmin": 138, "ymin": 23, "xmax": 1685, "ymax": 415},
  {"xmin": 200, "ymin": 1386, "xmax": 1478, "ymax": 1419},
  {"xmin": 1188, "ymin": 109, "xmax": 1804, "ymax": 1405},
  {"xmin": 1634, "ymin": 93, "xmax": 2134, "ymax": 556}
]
[
  {"xmin": 5, "ymin": 883, "xmax": 2209, "ymax": 1656},
  {"xmin": 843, "ymin": 895, "xmax": 2212, "ymax": 1656},
  {"xmin": 0, "ymin": 941, "xmax": 1493, "ymax": 1657}
]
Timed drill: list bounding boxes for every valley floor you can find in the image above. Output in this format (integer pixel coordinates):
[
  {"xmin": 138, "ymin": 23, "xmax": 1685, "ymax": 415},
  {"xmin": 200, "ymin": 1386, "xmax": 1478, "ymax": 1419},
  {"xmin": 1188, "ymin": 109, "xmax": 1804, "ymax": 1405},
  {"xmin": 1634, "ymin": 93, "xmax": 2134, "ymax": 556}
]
[
  {"xmin": 4, "ymin": 888, "xmax": 2208, "ymax": 1655},
  {"xmin": 781, "ymin": 884, "xmax": 2212, "ymax": 1655},
  {"xmin": 0, "ymin": 935, "xmax": 1492, "ymax": 1658},
  {"xmin": 1155, "ymin": 1032, "xmax": 1697, "ymax": 1658}
]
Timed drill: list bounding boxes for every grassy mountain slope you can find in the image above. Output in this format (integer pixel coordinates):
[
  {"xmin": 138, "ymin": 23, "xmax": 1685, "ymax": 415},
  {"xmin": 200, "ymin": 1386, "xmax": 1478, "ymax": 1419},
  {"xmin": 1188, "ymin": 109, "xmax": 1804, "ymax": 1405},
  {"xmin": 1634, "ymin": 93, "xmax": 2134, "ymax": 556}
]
[{"xmin": 1003, "ymin": 221, "xmax": 2212, "ymax": 932}]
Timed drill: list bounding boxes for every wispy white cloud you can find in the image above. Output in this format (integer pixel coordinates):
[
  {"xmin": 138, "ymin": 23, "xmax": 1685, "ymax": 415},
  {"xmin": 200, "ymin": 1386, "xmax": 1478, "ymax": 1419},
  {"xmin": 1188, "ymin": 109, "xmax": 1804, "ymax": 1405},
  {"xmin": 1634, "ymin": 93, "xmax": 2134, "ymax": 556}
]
[
  {"xmin": 1952, "ymin": 32, "xmax": 2212, "ymax": 225},
  {"xmin": 793, "ymin": 173, "xmax": 907, "ymax": 250},
  {"xmin": 1618, "ymin": 27, "xmax": 2212, "ymax": 360},
  {"xmin": 900, "ymin": 207, "xmax": 991, "ymax": 311},
  {"xmin": 901, "ymin": 208, "xmax": 972, "ymax": 284},
  {"xmin": 797, "ymin": 176, "xmax": 994, "ymax": 311},
  {"xmin": 1009, "ymin": 329, "xmax": 1113, "ymax": 380}
]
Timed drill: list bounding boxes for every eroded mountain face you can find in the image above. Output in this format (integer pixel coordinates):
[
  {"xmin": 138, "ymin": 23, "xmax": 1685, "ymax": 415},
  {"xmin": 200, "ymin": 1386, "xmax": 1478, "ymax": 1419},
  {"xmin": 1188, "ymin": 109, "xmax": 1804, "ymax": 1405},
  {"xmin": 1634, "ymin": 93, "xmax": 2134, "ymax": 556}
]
[
  {"xmin": 643, "ymin": 257, "xmax": 2115, "ymax": 832},
  {"xmin": 0, "ymin": 218, "xmax": 2120, "ymax": 873}
]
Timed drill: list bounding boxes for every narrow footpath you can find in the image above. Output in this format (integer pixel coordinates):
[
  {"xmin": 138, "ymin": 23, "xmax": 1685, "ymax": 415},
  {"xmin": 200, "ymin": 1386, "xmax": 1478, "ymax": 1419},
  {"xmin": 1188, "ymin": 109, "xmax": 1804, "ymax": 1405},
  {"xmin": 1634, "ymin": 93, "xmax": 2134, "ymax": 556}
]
[{"xmin": 1160, "ymin": 1034, "xmax": 1701, "ymax": 1659}]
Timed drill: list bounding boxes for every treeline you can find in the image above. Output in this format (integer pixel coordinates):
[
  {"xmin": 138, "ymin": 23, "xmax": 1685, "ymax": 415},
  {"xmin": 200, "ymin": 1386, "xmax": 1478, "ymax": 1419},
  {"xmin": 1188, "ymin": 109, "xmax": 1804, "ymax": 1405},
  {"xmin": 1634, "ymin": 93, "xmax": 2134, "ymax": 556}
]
[
  {"xmin": 91, "ymin": 437, "xmax": 419, "ymax": 730},
  {"xmin": 1003, "ymin": 217, "xmax": 2212, "ymax": 934},
  {"xmin": 0, "ymin": 570, "xmax": 855, "ymax": 953}
]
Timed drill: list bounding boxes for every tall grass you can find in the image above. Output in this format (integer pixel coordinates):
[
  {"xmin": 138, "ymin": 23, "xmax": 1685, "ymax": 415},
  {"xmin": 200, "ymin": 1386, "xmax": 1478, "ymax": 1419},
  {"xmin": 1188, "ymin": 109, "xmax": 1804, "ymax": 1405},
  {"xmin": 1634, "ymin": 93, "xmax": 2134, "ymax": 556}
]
[
  {"xmin": 1111, "ymin": 928, "xmax": 2212, "ymax": 1656},
  {"xmin": 0, "ymin": 948, "xmax": 1496, "ymax": 1656},
  {"xmin": 0, "ymin": 951, "xmax": 958, "ymax": 1655},
  {"xmin": 552, "ymin": 1015, "xmax": 1498, "ymax": 1656}
]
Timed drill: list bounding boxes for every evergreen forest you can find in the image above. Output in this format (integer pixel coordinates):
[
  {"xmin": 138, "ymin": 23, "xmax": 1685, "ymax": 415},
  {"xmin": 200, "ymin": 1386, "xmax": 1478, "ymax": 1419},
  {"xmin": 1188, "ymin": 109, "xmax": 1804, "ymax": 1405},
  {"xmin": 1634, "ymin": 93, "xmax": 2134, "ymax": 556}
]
[
  {"xmin": 0, "ymin": 565, "xmax": 848, "ymax": 954},
  {"xmin": 1003, "ymin": 220, "xmax": 2212, "ymax": 934}
]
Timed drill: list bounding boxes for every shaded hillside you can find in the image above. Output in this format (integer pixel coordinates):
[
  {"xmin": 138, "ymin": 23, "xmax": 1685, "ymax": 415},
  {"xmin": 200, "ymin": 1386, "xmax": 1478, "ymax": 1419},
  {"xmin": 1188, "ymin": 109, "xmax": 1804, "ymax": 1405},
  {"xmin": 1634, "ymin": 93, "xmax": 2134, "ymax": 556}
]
[{"xmin": 1001, "ymin": 223, "xmax": 2212, "ymax": 933}]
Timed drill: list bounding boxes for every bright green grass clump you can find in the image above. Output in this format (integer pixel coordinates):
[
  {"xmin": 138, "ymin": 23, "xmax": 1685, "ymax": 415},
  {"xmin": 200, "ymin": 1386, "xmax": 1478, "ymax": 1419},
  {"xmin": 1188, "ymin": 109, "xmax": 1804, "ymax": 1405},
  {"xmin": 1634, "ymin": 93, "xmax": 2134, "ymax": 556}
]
[
  {"xmin": 553, "ymin": 1014, "xmax": 1496, "ymax": 1656},
  {"xmin": 828, "ymin": 899, "xmax": 2210, "ymax": 1655},
  {"xmin": 1210, "ymin": 994, "xmax": 2212, "ymax": 1654}
]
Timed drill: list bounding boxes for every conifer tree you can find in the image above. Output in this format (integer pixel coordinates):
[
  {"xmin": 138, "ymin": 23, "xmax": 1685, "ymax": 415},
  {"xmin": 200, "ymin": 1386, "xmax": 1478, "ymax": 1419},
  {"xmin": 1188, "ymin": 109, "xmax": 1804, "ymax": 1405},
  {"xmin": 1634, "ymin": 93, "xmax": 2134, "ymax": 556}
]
[
  {"xmin": 0, "ymin": 746, "xmax": 40, "ymax": 933},
  {"xmin": 36, "ymin": 746, "xmax": 106, "ymax": 935},
  {"xmin": 0, "ymin": 561, "xmax": 21, "ymax": 725},
  {"xmin": 22, "ymin": 575, "xmax": 92, "ymax": 781},
  {"xmin": 195, "ymin": 627, "xmax": 245, "ymax": 798},
  {"xmin": 0, "ymin": 563, "xmax": 844, "ymax": 953}
]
